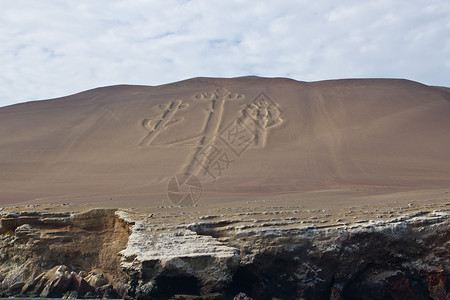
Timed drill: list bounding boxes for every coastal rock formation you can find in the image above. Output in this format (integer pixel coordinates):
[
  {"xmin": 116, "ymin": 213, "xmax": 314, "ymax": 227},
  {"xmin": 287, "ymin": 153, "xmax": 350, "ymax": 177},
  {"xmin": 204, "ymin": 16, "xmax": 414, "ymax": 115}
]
[
  {"xmin": 117, "ymin": 211, "xmax": 240, "ymax": 298},
  {"xmin": 0, "ymin": 208, "xmax": 129, "ymax": 298},
  {"xmin": 1, "ymin": 203, "xmax": 448, "ymax": 299}
]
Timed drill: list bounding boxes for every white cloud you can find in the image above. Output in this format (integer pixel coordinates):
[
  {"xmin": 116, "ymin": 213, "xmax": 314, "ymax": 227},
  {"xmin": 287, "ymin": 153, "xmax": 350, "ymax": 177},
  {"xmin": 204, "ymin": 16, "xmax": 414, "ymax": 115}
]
[{"xmin": 0, "ymin": 0, "xmax": 449, "ymax": 107}]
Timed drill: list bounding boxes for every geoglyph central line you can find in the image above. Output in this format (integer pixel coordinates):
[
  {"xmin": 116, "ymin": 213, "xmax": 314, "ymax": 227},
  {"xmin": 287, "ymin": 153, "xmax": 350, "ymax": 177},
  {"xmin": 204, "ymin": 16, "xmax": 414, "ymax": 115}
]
[
  {"xmin": 183, "ymin": 88, "xmax": 245, "ymax": 177},
  {"xmin": 138, "ymin": 88, "xmax": 283, "ymax": 205}
]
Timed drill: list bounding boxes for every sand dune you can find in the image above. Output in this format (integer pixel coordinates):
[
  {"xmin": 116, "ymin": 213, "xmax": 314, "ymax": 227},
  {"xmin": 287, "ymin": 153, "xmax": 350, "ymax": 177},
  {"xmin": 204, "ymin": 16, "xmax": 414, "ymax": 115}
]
[{"xmin": 0, "ymin": 77, "xmax": 449, "ymax": 206}]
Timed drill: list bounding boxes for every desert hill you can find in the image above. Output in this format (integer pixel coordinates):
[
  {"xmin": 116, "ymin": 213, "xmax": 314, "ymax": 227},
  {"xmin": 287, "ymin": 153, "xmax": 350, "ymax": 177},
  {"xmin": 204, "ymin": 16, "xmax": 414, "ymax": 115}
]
[{"xmin": 0, "ymin": 77, "xmax": 449, "ymax": 206}]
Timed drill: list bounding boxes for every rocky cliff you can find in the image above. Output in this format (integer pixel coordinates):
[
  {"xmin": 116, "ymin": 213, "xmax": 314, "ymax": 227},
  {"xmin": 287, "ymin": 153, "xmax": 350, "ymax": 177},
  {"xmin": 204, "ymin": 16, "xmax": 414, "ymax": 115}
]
[
  {"xmin": 0, "ymin": 208, "xmax": 129, "ymax": 298},
  {"xmin": 0, "ymin": 200, "xmax": 448, "ymax": 300}
]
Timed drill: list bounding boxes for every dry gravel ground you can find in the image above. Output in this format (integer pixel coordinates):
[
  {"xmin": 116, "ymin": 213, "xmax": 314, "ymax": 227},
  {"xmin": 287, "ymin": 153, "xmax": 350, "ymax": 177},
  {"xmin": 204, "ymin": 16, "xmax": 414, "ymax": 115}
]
[{"xmin": 3, "ymin": 187, "xmax": 449, "ymax": 229}]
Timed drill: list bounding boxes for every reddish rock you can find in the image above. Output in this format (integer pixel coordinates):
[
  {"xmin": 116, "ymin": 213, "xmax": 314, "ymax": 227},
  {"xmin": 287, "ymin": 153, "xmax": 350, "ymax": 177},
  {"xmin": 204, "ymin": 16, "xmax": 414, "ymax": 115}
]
[
  {"xmin": 427, "ymin": 270, "xmax": 449, "ymax": 300},
  {"xmin": 387, "ymin": 273, "xmax": 418, "ymax": 299},
  {"xmin": 329, "ymin": 287, "xmax": 344, "ymax": 300}
]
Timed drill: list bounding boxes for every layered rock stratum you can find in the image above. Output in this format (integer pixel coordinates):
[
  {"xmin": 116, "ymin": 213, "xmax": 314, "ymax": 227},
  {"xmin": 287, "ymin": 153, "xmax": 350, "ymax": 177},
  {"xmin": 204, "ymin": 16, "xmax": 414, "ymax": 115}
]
[
  {"xmin": 0, "ymin": 77, "xmax": 449, "ymax": 299},
  {"xmin": 0, "ymin": 199, "xmax": 449, "ymax": 299}
]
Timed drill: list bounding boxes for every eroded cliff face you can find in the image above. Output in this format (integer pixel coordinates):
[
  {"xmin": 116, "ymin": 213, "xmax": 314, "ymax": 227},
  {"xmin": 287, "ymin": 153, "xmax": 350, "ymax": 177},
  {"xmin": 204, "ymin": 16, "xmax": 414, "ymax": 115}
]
[
  {"xmin": 0, "ymin": 203, "xmax": 449, "ymax": 300},
  {"xmin": 0, "ymin": 208, "xmax": 129, "ymax": 298}
]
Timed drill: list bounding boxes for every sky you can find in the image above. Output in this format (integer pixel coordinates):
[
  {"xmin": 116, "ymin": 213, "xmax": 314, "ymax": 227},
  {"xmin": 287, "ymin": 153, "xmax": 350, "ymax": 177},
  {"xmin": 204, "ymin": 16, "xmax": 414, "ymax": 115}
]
[{"xmin": 1, "ymin": 0, "xmax": 449, "ymax": 107}]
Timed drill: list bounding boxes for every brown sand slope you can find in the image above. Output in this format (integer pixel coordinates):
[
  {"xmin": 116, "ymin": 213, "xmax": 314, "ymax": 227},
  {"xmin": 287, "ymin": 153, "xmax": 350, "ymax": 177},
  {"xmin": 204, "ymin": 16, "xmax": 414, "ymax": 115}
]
[{"xmin": 0, "ymin": 77, "xmax": 449, "ymax": 206}]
